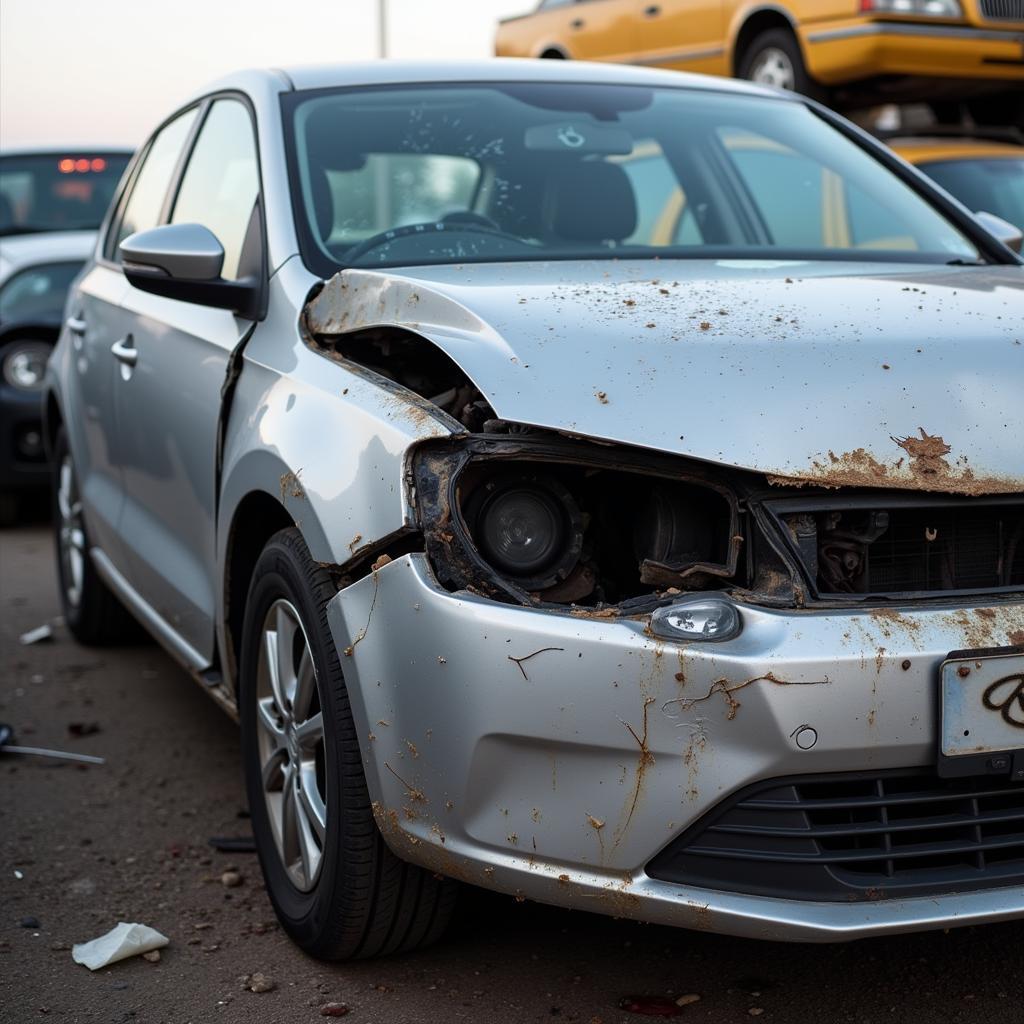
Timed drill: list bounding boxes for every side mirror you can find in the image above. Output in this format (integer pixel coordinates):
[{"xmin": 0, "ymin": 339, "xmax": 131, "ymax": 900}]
[
  {"xmin": 974, "ymin": 210, "xmax": 1023, "ymax": 255},
  {"xmin": 119, "ymin": 223, "xmax": 260, "ymax": 318}
]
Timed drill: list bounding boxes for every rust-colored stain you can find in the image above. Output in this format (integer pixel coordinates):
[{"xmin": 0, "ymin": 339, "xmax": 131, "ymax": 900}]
[
  {"xmin": 279, "ymin": 470, "xmax": 304, "ymax": 502},
  {"xmin": 770, "ymin": 430, "xmax": 1022, "ymax": 496},
  {"xmin": 614, "ymin": 697, "xmax": 657, "ymax": 847},
  {"xmin": 1011, "ymin": 629, "xmax": 1024, "ymax": 647},
  {"xmin": 891, "ymin": 428, "xmax": 952, "ymax": 476},
  {"xmin": 665, "ymin": 671, "xmax": 828, "ymax": 721},
  {"xmin": 384, "ymin": 762, "xmax": 426, "ymax": 803}
]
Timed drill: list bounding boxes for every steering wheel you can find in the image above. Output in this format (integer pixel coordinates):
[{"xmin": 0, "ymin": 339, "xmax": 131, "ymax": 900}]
[{"xmin": 342, "ymin": 220, "xmax": 528, "ymax": 265}]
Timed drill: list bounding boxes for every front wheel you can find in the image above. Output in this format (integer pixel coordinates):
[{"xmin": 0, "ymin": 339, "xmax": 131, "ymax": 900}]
[
  {"xmin": 239, "ymin": 527, "xmax": 457, "ymax": 959},
  {"xmin": 738, "ymin": 29, "xmax": 823, "ymax": 101}
]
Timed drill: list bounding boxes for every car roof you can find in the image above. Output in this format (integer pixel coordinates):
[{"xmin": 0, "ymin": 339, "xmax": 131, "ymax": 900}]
[
  {"xmin": 198, "ymin": 58, "xmax": 783, "ymax": 102},
  {"xmin": 0, "ymin": 145, "xmax": 134, "ymax": 158},
  {"xmin": 889, "ymin": 136, "xmax": 1023, "ymax": 165}
]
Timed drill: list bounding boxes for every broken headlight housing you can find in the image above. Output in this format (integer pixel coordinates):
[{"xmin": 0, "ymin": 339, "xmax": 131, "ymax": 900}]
[{"xmin": 413, "ymin": 435, "xmax": 745, "ymax": 608}]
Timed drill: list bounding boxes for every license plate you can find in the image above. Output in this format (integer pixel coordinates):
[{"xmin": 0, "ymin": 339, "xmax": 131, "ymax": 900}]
[{"xmin": 940, "ymin": 651, "xmax": 1024, "ymax": 773}]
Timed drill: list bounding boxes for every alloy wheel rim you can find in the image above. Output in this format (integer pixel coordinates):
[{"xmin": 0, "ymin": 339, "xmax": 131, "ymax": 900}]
[
  {"xmin": 749, "ymin": 47, "xmax": 795, "ymax": 90},
  {"xmin": 57, "ymin": 455, "xmax": 85, "ymax": 608},
  {"xmin": 256, "ymin": 598, "xmax": 327, "ymax": 891}
]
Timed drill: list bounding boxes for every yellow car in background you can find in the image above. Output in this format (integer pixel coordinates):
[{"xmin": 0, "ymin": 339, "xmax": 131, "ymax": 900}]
[
  {"xmin": 495, "ymin": 0, "xmax": 1024, "ymax": 121},
  {"xmin": 616, "ymin": 127, "xmax": 1023, "ymax": 254},
  {"xmin": 890, "ymin": 134, "xmax": 1024, "ymax": 232}
]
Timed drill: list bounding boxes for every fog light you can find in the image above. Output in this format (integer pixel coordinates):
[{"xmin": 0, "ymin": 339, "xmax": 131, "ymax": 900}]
[{"xmin": 650, "ymin": 598, "xmax": 741, "ymax": 643}]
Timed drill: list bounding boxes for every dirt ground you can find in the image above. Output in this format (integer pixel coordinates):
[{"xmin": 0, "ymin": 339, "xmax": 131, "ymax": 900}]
[{"xmin": 2, "ymin": 521, "xmax": 1022, "ymax": 1024}]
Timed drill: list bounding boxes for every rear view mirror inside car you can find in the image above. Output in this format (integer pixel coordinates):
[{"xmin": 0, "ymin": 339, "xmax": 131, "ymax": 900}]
[{"xmin": 525, "ymin": 122, "xmax": 634, "ymax": 155}]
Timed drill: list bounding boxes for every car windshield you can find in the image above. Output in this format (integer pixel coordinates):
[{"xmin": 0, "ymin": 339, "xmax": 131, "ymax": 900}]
[
  {"xmin": 284, "ymin": 82, "xmax": 981, "ymax": 274},
  {"xmin": 0, "ymin": 152, "xmax": 131, "ymax": 236},
  {"xmin": 916, "ymin": 156, "xmax": 1024, "ymax": 235}
]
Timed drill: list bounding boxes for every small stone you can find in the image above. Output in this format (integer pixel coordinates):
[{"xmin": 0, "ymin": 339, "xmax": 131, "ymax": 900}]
[
  {"xmin": 20, "ymin": 916, "xmax": 40, "ymax": 929},
  {"xmin": 221, "ymin": 870, "xmax": 242, "ymax": 888},
  {"xmin": 748, "ymin": 1010, "xmax": 765, "ymax": 1017},
  {"xmin": 247, "ymin": 973, "xmax": 275, "ymax": 994},
  {"xmin": 320, "ymin": 1004, "xmax": 350, "ymax": 1017},
  {"xmin": 675, "ymin": 994, "xmax": 701, "ymax": 1006},
  {"xmin": 143, "ymin": 950, "xmax": 161, "ymax": 963}
]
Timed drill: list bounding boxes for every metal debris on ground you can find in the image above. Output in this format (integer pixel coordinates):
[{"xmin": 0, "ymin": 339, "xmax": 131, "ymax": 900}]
[
  {"xmin": 71, "ymin": 922, "xmax": 170, "ymax": 970},
  {"xmin": 18, "ymin": 623, "xmax": 53, "ymax": 645},
  {"xmin": 0, "ymin": 722, "xmax": 105, "ymax": 765}
]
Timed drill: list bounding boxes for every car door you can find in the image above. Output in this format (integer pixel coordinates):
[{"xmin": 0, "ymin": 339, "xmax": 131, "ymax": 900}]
[
  {"xmin": 631, "ymin": 0, "xmax": 727, "ymax": 73},
  {"xmin": 113, "ymin": 97, "xmax": 262, "ymax": 664},
  {"xmin": 65, "ymin": 108, "xmax": 198, "ymax": 571},
  {"xmin": 551, "ymin": 0, "xmax": 639, "ymax": 61}
]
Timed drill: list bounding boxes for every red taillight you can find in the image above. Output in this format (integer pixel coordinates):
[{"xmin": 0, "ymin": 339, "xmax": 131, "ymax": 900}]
[
  {"xmin": 57, "ymin": 158, "xmax": 75, "ymax": 173},
  {"xmin": 860, "ymin": 0, "xmax": 874, "ymax": 10},
  {"xmin": 90, "ymin": 158, "xmax": 106, "ymax": 172}
]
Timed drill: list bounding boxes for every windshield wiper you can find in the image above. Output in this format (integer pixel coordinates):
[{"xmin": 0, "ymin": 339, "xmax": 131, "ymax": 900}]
[{"xmin": 945, "ymin": 257, "xmax": 987, "ymax": 266}]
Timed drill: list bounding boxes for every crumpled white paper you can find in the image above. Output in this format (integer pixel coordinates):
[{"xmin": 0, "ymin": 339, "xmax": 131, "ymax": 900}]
[{"xmin": 72, "ymin": 922, "xmax": 169, "ymax": 970}]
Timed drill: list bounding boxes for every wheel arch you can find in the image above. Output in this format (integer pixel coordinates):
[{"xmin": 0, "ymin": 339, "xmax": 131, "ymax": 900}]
[
  {"xmin": 221, "ymin": 487, "xmax": 297, "ymax": 693},
  {"xmin": 731, "ymin": 5, "xmax": 800, "ymax": 76}
]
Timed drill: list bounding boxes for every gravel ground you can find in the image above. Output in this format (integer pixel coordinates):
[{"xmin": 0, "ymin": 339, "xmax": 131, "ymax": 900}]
[{"xmin": 2, "ymin": 521, "xmax": 1022, "ymax": 1024}]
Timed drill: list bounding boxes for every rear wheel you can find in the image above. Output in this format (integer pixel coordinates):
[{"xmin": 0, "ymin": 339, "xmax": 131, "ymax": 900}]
[
  {"xmin": 738, "ymin": 29, "xmax": 823, "ymax": 101},
  {"xmin": 239, "ymin": 527, "xmax": 458, "ymax": 959},
  {"xmin": 52, "ymin": 427, "xmax": 139, "ymax": 645}
]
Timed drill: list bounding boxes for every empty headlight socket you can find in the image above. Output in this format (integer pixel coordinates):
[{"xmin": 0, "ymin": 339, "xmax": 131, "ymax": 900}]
[{"xmin": 411, "ymin": 434, "xmax": 746, "ymax": 611}]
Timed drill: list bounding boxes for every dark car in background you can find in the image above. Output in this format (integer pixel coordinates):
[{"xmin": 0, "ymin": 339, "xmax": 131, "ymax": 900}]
[{"xmin": 0, "ymin": 147, "xmax": 132, "ymax": 521}]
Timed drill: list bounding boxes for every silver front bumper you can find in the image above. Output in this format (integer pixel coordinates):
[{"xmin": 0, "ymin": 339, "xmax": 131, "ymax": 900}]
[{"xmin": 327, "ymin": 554, "xmax": 1024, "ymax": 942}]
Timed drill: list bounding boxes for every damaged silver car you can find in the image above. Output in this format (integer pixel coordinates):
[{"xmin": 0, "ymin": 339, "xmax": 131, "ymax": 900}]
[{"xmin": 45, "ymin": 60, "xmax": 1024, "ymax": 958}]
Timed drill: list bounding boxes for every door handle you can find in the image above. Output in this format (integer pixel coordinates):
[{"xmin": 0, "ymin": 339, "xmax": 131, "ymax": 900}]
[
  {"xmin": 570, "ymin": 17, "xmax": 585, "ymax": 29},
  {"xmin": 644, "ymin": 4, "xmax": 661, "ymax": 15},
  {"xmin": 111, "ymin": 335, "xmax": 137, "ymax": 368},
  {"xmin": 66, "ymin": 315, "xmax": 87, "ymax": 336}
]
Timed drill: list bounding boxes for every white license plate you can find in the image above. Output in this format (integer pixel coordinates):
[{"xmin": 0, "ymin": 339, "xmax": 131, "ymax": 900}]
[{"xmin": 940, "ymin": 651, "xmax": 1024, "ymax": 758}]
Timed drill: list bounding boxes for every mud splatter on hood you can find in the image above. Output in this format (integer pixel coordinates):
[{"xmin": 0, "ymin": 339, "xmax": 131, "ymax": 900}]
[{"xmin": 305, "ymin": 258, "xmax": 1024, "ymax": 494}]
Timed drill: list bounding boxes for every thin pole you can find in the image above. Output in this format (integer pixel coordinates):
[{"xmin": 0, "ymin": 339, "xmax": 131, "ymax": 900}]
[{"xmin": 378, "ymin": 0, "xmax": 388, "ymax": 59}]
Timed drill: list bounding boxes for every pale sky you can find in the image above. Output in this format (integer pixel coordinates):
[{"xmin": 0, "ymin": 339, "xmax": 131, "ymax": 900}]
[{"xmin": 1, "ymin": 0, "xmax": 530, "ymax": 148}]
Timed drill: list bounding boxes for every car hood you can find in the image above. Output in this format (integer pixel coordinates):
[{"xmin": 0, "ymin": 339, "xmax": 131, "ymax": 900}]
[
  {"xmin": 305, "ymin": 259, "xmax": 1024, "ymax": 495},
  {"xmin": 0, "ymin": 230, "xmax": 96, "ymax": 284}
]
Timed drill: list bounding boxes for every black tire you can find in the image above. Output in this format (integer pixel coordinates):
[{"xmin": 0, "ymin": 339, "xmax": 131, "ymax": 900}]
[
  {"xmin": 738, "ymin": 29, "xmax": 824, "ymax": 102},
  {"xmin": 239, "ymin": 527, "xmax": 458, "ymax": 959},
  {"xmin": 52, "ymin": 426, "xmax": 139, "ymax": 645}
]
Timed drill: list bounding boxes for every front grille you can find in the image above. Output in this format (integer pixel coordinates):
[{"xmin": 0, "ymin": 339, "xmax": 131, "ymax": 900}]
[
  {"xmin": 647, "ymin": 768, "xmax": 1024, "ymax": 901},
  {"xmin": 779, "ymin": 500, "xmax": 1024, "ymax": 597},
  {"xmin": 979, "ymin": 0, "xmax": 1024, "ymax": 21}
]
